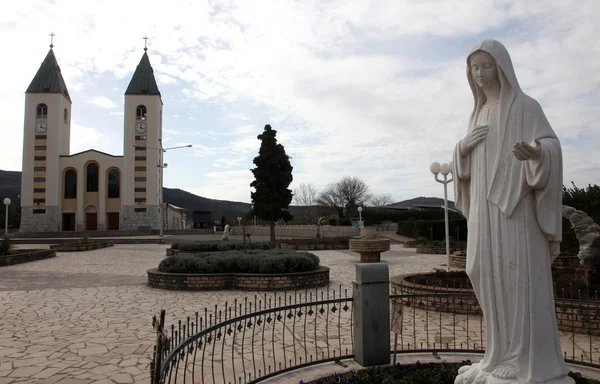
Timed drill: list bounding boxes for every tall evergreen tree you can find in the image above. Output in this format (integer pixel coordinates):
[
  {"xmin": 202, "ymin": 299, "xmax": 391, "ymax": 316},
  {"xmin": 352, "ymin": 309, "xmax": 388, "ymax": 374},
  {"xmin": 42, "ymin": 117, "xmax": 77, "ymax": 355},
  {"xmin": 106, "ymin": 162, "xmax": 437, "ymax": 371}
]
[{"xmin": 250, "ymin": 125, "xmax": 294, "ymax": 242}]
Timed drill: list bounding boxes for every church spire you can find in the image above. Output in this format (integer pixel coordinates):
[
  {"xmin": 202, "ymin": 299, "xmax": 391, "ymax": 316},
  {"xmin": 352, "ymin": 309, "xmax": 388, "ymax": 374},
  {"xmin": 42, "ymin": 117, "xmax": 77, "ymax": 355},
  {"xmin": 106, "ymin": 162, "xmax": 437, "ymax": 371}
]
[
  {"xmin": 125, "ymin": 48, "xmax": 161, "ymax": 96},
  {"xmin": 26, "ymin": 47, "xmax": 71, "ymax": 102}
]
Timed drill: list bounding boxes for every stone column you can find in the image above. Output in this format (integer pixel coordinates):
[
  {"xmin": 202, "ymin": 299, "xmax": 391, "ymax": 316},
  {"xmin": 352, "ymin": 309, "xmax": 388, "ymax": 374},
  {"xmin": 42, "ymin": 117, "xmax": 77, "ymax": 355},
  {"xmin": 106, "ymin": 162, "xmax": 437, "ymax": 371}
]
[
  {"xmin": 76, "ymin": 169, "xmax": 85, "ymax": 231},
  {"xmin": 97, "ymin": 168, "xmax": 106, "ymax": 231},
  {"xmin": 353, "ymin": 263, "xmax": 390, "ymax": 366}
]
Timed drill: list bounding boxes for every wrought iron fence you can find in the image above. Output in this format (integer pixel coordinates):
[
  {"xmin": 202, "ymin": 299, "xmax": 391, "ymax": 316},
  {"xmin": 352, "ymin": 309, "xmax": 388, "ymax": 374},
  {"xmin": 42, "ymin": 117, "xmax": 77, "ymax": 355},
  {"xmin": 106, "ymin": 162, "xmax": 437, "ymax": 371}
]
[
  {"xmin": 389, "ymin": 286, "xmax": 600, "ymax": 368},
  {"xmin": 151, "ymin": 286, "xmax": 353, "ymax": 384},
  {"xmin": 152, "ymin": 287, "xmax": 600, "ymax": 384}
]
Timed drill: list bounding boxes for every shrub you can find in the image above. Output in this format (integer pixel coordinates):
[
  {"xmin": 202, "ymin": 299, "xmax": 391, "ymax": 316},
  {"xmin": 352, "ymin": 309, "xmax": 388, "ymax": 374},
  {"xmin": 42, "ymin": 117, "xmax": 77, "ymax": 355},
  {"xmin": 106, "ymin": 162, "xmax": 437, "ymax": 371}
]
[
  {"xmin": 0, "ymin": 236, "xmax": 12, "ymax": 256},
  {"xmin": 173, "ymin": 241, "xmax": 273, "ymax": 253},
  {"xmin": 158, "ymin": 249, "xmax": 320, "ymax": 274},
  {"xmin": 304, "ymin": 362, "xmax": 599, "ymax": 384}
]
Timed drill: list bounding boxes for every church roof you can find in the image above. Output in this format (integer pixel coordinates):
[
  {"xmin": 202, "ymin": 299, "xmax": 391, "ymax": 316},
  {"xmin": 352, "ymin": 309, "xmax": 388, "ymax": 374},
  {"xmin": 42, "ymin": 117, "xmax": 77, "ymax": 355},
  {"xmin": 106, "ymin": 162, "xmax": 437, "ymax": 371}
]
[
  {"xmin": 125, "ymin": 51, "xmax": 161, "ymax": 96},
  {"xmin": 26, "ymin": 48, "xmax": 72, "ymax": 102}
]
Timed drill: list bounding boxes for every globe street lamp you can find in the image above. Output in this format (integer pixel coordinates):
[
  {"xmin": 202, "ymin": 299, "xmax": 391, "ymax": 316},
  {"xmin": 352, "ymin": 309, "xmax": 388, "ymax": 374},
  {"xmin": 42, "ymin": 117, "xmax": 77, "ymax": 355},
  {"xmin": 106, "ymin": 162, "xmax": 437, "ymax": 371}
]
[
  {"xmin": 3, "ymin": 198, "xmax": 11, "ymax": 236},
  {"xmin": 133, "ymin": 141, "xmax": 192, "ymax": 237},
  {"xmin": 430, "ymin": 161, "xmax": 453, "ymax": 271},
  {"xmin": 357, "ymin": 206, "xmax": 363, "ymax": 237}
]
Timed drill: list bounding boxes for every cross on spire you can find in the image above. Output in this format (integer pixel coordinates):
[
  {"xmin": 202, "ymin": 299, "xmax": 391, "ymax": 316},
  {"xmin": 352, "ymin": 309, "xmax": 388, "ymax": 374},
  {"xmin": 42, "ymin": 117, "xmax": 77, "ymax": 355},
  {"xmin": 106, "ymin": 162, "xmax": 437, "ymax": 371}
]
[
  {"xmin": 143, "ymin": 36, "xmax": 149, "ymax": 51},
  {"xmin": 49, "ymin": 32, "xmax": 55, "ymax": 48}
]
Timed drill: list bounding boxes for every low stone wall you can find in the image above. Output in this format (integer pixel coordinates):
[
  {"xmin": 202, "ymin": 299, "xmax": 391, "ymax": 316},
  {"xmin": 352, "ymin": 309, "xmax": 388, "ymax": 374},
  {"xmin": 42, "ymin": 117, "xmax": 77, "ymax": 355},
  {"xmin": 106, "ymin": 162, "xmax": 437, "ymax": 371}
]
[
  {"xmin": 0, "ymin": 249, "xmax": 56, "ymax": 267},
  {"xmin": 229, "ymin": 225, "xmax": 360, "ymax": 239},
  {"xmin": 391, "ymin": 273, "xmax": 480, "ymax": 315},
  {"xmin": 166, "ymin": 248, "xmax": 180, "ymax": 256},
  {"xmin": 50, "ymin": 241, "xmax": 114, "ymax": 252},
  {"xmin": 147, "ymin": 266, "xmax": 330, "ymax": 291},
  {"xmin": 415, "ymin": 245, "xmax": 466, "ymax": 254},
  {"xmin": 391, "ymin": 273, "xmax": 600, "ymax": 335},
  {"xmin": 450, "ymin": 252, "xmax": 466, "ymax": 269},
  {"xmin": 277, "ymin": 242, "xmax": 349, "ymax": 251},
  {"xmin": 556, "ymin": 300, "xmax": 600, "ymax": 335}
]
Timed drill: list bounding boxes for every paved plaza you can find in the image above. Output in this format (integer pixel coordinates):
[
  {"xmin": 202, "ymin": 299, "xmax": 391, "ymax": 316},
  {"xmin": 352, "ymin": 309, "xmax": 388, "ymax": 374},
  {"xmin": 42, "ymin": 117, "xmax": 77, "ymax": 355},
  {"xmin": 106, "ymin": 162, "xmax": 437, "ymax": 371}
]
[{"xmin": 0, "ymin": 241, "xmax": 598, "ymax": 383}]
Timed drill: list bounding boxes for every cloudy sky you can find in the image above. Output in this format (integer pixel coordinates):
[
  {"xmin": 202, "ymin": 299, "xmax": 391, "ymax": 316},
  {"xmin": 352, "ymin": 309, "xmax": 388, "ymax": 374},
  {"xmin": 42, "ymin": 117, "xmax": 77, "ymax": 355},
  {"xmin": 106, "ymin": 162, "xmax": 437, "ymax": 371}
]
[{"xmin": 1, "ymin": 0, "xmax": 599, "ymax": 204}]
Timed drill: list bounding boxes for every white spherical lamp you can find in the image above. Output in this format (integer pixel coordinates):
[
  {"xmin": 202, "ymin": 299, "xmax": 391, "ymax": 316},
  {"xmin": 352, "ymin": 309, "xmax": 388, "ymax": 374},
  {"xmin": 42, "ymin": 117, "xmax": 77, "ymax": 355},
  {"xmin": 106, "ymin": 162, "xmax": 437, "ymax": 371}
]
[
  {"xmin": 3, "ymin": 198, "xmax": 10, "ymax": 206},
  {"xmin": 440, "ymin": 162, "xmax": 451, "ymax": 176},
  {"xmin": 430, "ymin": 162, "xmax": 441, "ymax": 175}
]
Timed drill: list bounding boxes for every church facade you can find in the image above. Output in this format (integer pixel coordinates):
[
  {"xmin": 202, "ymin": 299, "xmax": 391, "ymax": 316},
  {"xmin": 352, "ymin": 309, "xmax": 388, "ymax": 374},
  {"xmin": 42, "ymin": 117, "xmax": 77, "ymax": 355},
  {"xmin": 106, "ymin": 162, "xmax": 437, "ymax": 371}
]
[{"xmin": 19, "ymin": 45, "xmax": 171, "ymax": 232}]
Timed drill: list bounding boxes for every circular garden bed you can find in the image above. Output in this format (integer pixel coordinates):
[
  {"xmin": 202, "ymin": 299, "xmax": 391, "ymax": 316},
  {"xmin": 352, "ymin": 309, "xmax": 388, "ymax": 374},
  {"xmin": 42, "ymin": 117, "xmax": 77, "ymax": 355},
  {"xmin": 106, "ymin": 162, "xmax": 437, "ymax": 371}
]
[
  {"xmin": 147, "ymin": 266, "xmax": 330, "ymax": 291},
  {"xmin": 150, "ymin": 248, "xmax": 330, "ymax": 291},
  {"xmin": 392, "ymin": 271, "xmax": 600, "ymax": 335},
  {"xmin": 305, "ymin": 361, "xmax": 598, "ymax": 383}
]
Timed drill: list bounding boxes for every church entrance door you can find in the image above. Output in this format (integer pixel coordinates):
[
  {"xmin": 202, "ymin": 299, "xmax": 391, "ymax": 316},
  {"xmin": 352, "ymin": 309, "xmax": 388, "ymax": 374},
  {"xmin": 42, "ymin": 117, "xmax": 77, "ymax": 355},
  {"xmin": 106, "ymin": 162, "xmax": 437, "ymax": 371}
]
[
  {"xmin": 107, "ymin": 213, "xmax": 119, "ymax": 230},
  {"xmin": 85, "ymin": 205, "xmax": 98, "ymax": 230},
  {"xmin": 62, "ymin": 213, "xmax": 75, "ymax": 231}
]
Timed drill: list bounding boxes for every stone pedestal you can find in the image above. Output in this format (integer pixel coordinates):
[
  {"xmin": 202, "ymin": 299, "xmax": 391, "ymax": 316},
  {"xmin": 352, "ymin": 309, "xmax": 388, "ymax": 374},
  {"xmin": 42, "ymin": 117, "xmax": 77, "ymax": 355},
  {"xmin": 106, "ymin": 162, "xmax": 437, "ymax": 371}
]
[
  {"xmin": 349, "ymin": 238, "xmax": 390, "ymax": 262},
  {"xmin": 353, "ymin": 263, "xmax": 390, "ymax": 366}
]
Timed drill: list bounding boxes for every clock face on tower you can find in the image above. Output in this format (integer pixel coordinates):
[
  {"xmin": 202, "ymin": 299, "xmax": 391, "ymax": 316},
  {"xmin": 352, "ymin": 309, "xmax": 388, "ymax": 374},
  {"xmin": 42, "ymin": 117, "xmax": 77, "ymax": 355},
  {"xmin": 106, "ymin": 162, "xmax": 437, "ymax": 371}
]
[
  {"xmin": 35, "ymin": 121, "xmax": 47, "ymax": 133},
  {"xmin": 135, "ymin": 122, "xmax": 147, "ymax": 133}
]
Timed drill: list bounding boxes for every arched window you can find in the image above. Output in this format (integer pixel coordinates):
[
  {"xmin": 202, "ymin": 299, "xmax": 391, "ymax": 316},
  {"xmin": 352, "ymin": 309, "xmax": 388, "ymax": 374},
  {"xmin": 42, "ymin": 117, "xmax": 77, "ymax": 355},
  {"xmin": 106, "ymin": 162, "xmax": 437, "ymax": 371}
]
[
  {"xmin": 107, "ymin": 169, "xmax": 120, "ymax": 198},
  {"xmin": 86, "ymin": 163, "xmax": 99, "ymax": 192},
  {"xmin": 36, "ymin": 104, "xmax": 48, "ymax": 118},
  {"xmin": 64, "ymin": 108, "xmax": 68, "ymax": 123},
  {"xmin": 136, "ymin": 105, "xmax": 147, "ymax": 120},
  {"xmin": 64, "ymin": 169, "xmax": 77, "ymax": 199}
]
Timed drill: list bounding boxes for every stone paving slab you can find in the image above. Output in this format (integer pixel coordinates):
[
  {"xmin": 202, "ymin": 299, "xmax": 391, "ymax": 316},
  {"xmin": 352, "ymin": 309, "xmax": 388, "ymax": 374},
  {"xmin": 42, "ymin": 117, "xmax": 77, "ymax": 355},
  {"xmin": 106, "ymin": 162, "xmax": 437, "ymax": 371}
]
[{"xmin": 1, "ymin": 243, "xmax": 598, "ymax": 383}]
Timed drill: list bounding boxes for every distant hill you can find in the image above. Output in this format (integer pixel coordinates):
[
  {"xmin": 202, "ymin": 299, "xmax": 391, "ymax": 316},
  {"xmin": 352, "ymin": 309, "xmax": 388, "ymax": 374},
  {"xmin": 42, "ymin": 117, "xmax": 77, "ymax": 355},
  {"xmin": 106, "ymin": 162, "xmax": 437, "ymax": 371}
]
[{"xmin": 0, "ymin": 170, "xmax": 305, "ymax": 225}]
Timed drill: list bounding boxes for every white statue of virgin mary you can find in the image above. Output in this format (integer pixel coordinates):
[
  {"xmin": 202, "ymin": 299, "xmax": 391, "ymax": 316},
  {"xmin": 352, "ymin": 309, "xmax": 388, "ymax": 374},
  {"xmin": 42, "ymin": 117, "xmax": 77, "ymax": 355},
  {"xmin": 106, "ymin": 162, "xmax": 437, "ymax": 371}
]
[{"xmin": 453, "ymin": 40, "xmax": 573, "ymax": 384}]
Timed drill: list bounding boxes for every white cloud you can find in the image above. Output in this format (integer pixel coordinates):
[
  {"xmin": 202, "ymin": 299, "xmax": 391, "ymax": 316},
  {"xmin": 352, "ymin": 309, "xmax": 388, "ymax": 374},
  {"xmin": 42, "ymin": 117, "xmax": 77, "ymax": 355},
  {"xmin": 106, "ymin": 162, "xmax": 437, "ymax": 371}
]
[
  {"xmin": 1, "ymin": 0, "xmax": 599, "ymax": 204},
  {"xmin": 88, "ymin": 96, "xmax": 118, "ymax": 109},
  {"xmin": 70, "ymin": 124, "xmax": 110, "ymax": 154}
]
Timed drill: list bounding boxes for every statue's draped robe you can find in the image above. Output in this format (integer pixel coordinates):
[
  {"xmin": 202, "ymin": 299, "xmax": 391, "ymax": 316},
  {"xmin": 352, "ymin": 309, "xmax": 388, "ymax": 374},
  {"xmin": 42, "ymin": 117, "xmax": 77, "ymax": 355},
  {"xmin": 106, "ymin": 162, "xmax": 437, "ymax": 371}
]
[{"xmin": 453, "ymin": 40, "xmax": 571, "ymax": 384}]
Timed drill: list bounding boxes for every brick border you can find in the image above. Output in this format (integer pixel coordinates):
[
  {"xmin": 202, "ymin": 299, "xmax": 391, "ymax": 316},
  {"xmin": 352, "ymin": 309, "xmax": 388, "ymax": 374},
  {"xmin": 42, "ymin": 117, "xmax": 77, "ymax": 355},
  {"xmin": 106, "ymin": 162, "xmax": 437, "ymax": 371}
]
[
  {"xmin": 50, "ymin": 241, "xmax": 114, "ymax": 252},
  {"xmin": 0, "ymin": 249, "xmax": 56, "ymax": 267},
  {"xmin": 147, "ymin": 266, "xmax": 330, "ymax": 291},
  {"xmin": 391, "ymin": 273, "xmax": 600, "ymax": 335},
  {"xmin": 348, "ymin": 239, "xmax": 390, "ymax": 263},
  {"xmin": 391, "ymin": 273, "xmax": 479, "ymax": 315}
]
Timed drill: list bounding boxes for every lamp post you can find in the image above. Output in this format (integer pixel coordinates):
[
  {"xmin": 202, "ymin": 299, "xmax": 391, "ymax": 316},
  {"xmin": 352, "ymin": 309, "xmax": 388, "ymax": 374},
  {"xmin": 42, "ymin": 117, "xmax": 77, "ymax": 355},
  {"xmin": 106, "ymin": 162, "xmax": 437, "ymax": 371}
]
[
  {"xmin": 3, "ymin": 198, "xmax": 10, "ymax": 236},
  {"xmin": 237, "ymin": 217, "xmax": 242, "ymax": 226},
  {"xmin": 357, "ymin": 206, "xmax": 363, "ymax": 237},
  {"xmin": 133, "ymin": 141, "xmax": 192, "ymax": 237},
  {"xmin": 430, "ymin": 161, "xmax": 453, "ymax": 271}
]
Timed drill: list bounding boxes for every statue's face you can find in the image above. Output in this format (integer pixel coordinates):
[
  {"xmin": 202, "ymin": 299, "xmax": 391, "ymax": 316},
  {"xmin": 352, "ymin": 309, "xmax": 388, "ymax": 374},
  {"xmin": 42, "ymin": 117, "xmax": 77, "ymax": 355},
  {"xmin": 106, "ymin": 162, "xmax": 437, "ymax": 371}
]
[{"xmin": 469, "ymin": 51, "xmax": 499, "ymax": 89}]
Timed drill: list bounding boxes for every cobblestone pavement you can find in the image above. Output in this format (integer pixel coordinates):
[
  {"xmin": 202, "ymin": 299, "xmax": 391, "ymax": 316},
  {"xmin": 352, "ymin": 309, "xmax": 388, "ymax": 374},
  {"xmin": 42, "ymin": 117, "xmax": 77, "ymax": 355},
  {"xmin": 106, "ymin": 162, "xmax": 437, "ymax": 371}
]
[{"xmin": 1, "ymin": 244, "xmax": 598, "ymax": 383}]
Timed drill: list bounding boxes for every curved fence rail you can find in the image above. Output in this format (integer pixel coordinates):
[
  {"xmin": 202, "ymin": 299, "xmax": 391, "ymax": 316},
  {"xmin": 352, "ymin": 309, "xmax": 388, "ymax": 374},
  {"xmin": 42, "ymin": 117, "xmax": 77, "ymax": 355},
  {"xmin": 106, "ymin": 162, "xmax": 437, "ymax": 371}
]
[
  {"xmin": 152, "ymin": 286, "xmax": 353, "ymax": 384},
  {"xmin": 151, "ymin": 288, "xmax": 600, "ymax": 384}
]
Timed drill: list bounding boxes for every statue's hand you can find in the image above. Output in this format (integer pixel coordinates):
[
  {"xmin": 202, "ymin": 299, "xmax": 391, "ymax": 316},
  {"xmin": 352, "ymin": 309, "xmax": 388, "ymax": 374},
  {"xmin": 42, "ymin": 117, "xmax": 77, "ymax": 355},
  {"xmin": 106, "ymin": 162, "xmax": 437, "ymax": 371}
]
[
  {"xmin": 460, "ymin": 125, "xmax": 489, "ymax": 155},
  {"xmin": 512, "ymin": 139, "xmax": 541, "ymax": 161}
]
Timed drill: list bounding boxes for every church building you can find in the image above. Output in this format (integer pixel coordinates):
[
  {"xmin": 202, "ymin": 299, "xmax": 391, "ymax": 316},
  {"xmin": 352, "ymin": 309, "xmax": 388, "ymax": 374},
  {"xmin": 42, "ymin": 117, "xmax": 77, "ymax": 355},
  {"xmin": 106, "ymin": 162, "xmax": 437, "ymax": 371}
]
[{"xmin": 19, "ymin": 42, "xmax": 182, "ymax": 232}]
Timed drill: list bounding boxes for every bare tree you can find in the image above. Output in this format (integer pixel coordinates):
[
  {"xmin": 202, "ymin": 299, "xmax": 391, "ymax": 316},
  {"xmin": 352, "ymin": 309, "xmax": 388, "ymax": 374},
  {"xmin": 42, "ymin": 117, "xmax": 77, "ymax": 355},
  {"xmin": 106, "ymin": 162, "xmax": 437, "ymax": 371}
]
[
  {"xmin": 293, "ymin": 183, "xmax": 319, "ymax": 224},
  {"xmin": 317, "ymin": 176, "xmax": 372, "ymax": 217},
  {"xmin": 370, "ymin": 193, "xmax": 394, "ymax": 208},
  {"xmin": 317, "ymin": 182, "xmax": 345, "ymax": 217}
]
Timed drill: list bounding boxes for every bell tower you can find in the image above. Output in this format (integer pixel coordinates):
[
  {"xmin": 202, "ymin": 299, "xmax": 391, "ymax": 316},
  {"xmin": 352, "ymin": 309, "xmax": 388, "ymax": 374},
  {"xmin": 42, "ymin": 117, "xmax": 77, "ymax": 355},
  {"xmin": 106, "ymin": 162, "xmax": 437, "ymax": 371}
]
[
  {"xmin": 20, "ymin": 35, "xmax": 72, "ymax": 232},
  {"xmin": 121, "ymin": 41, "xmax": 163, "ymax": 231}
]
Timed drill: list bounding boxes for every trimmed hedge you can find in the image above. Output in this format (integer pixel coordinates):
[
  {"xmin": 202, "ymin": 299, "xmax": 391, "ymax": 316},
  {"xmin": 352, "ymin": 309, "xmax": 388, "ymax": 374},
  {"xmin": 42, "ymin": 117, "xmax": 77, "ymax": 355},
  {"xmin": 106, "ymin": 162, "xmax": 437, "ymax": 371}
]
[
  {"xmin": 158, "ymin": 249, "xmax": 320, "ymax": 274},
  {"xmin": 171, "ymin": 241, "xmax": 273, "ymax": 252}
]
